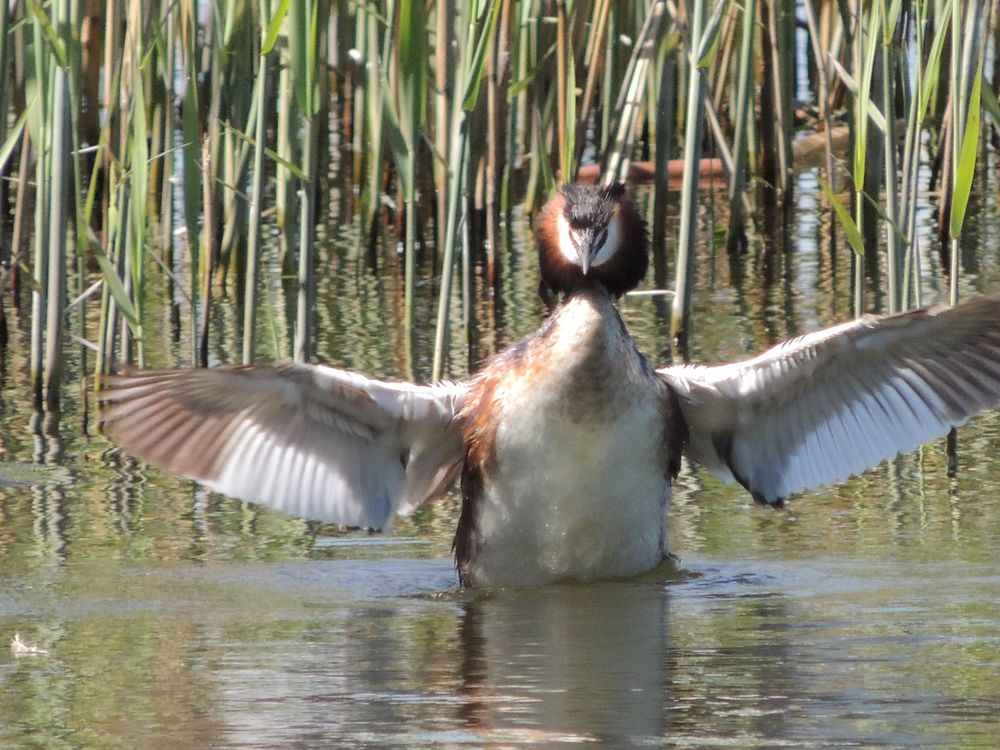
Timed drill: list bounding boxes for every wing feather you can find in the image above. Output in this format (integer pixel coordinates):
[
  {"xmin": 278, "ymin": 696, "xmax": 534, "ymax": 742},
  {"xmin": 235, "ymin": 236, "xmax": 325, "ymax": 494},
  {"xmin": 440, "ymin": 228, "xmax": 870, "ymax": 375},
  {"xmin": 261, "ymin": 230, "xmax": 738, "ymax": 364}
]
[
  {"xmin": 99, "ymin": 364, "xmax": 468, "ymax": 530},
  {"xmin": 661, "ymin": 295, "xmax": 1000, "ymax": 504}
]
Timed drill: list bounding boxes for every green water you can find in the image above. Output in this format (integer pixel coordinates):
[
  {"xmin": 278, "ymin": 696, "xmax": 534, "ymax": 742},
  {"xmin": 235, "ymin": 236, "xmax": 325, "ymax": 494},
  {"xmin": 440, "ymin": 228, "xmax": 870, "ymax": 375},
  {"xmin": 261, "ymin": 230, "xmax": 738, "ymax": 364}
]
[{"xmin": 3, "ymin": 170, "xmax": 1000, "ymax": 747}]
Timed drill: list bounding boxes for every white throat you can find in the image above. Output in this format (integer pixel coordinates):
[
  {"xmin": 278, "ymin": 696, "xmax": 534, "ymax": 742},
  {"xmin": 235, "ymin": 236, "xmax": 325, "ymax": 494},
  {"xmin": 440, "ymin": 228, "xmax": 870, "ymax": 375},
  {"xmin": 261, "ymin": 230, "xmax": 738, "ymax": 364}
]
[{"xmin": 556, "ymin": 214, "xmax": 621, "ymax": 269}]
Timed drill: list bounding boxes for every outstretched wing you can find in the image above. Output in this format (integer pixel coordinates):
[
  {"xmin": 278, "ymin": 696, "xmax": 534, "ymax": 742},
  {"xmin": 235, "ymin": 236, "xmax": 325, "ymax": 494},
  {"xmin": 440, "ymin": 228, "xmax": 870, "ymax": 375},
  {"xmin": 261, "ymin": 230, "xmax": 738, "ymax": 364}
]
[
  {"xmin": 99, "ymin": 364, "xmax": 468, "ymax": 529},
  {"xmin": 660, "ymin": 295, "xmax": 1000, "ymax": 505}
]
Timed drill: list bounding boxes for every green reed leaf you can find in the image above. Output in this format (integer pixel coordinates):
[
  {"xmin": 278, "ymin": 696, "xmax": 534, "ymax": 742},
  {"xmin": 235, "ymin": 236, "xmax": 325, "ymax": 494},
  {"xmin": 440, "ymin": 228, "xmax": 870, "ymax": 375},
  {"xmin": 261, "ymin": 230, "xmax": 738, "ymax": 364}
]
[
  {"xmin": 820, "ymin": 177, "xmax": 865, "ymax": 256},
  {"xmin": 93, "ymin": 246, "xmax": 140, "ymax": 330},
  {"xmin": 917, "ymin": 0, "xmax": 952, "ymax": 121},
  {"xmin": 950, "ymin": 66, "xmax": 982, "ymax": 240},
  {"xmin": 27, "ymin": 0, "xmax": 67, "ymax": 68},
  {"xmin": 696, "ymin": 0, "xmax": 727, "ymax": 67},
  {"xmin": 263, "ymin": 0, "xmax": 291, "ymax": 54},
  {"xmin": 0, "ymin": 96, "xmax": 33, "ymax": 172},
  {"xmin": 462, "ymin": 0, "xmax": 502, "ymax": 111}
]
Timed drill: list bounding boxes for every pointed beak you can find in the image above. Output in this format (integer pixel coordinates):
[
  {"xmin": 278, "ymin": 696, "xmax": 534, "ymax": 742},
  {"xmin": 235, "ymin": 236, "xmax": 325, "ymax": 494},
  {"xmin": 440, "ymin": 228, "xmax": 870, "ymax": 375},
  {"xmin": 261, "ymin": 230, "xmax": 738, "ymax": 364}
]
[{"xmin": 575, "ymin": 229, "xmax": 595, "ymax": 275}]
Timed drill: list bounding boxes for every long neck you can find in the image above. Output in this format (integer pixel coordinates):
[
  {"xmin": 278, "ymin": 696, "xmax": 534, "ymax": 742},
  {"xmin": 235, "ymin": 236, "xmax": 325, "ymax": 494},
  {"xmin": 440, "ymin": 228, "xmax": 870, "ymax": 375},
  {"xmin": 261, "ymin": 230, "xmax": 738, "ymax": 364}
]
[{"xmin": 535, "ymin": 289, "xmax": 634, "ymax": 377}]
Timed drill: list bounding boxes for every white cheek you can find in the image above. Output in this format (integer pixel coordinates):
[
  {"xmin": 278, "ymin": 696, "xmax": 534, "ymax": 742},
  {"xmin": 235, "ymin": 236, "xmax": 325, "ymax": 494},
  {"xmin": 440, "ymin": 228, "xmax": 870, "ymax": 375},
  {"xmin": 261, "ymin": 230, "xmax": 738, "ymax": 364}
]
[
  {"xmin": 556, "ymin": 213, "xmax": 579, "ymax": 265},
  {"xmin": 591, "ymin": 216, "xmax": 621, "ymax": 267}
]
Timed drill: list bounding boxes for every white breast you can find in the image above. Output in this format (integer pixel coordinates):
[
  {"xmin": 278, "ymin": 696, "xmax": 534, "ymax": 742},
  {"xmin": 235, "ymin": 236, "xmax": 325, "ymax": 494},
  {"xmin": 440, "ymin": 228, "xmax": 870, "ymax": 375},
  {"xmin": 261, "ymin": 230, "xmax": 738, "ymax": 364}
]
[{"xmin": 467, "ymin": 296, "xmax": 671, "ymax": 587}]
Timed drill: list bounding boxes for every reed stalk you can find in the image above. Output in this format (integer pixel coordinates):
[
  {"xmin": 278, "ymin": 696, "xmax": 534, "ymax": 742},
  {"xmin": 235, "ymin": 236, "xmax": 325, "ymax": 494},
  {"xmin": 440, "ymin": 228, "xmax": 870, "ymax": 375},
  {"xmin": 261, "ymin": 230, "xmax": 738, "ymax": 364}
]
[
  {"xmin": 216, "ymin": 0, "xmax": 254, "ymax": 278},
  {"xmin": 289, "ymin": 0, "xmax": 320, "ymax": 362},
  {"xmin": 598, "ymin": 3, "xmax": 618, "ymax": 155},
  {"xmin": 901, "ymin": 0, "xmax": 950, "ymax": 309},
  {"xmin": 9, "ymin": 128, "xmax": 32, "ymax": 304},
  {"xmin": 7, "ymin": 14, "xmax": 28, "ymax": 300},
  {"xmin": 242, "ymin": 0, "xmax": 284, "ymax": 364},
  {"xmin": 65, "ymin": 0, "xmax": 91, "ymax": 405},
  {"xmin": 943, "ymin": 0, "xmax": 986, "ymax": 478},
  {"xmin": 651, "ymin": 25, "xmax": 677, "ymax": 258},
  {"xmin": 431, "ymin": 0, "xmax": 502, "ymax": 381},
  {"xmin": 159, "ymin": 3, "xmax": 177, "ymax": 328},
  {"xmin": 0, "ymin": 0, "xmax": 11, "ymax": 272},
  {"xmin": 198, "ymin": 136, "xmax": 214, "ymax": 366},
  {"xmin": 275, "ymin": 54, "xmax": 297, "ymax": 263},
  {"xmin": 577, "ymin": 0, "xmax": 612, "ymax": 145},
  {"xmin": 604, "ymin": 1, "xmax": 665, "ymax": 185},
  {"xmin": 28, "ymin": 7, "xmax": 51, "ymax": 403},
  {"xmin": 41, "ymin": 0, "xmax": 71, "ymax": 408},
  {"xmin": 179, "ymin": 0, "xmax": 202, "ymax": 363},
  {"xmin": 202, "ymin": 10, "xmax": 223, "ymax": 301},
  {"xmin": 484, "ymin": 0, "xmax": 512, "ymax": 289},
  {"xmin": 944, "ymin": 0, "xmax": 960, "ymax": 302},
  {"xmin": 356, "ymin": 1, "xmax": 383, "ymax": 256},
  {"xmin": 948, "ymin": 0, "xmax": 985, "ymax": 306},
  {"xmin": 880, "ymin": 0, "xmax": 902, "ymax": 314},
  {"xmin": 519, "ymin": 3, "xmax": 544, "ymax": 209},
  {"xmin": 775, "ymin": 0, "xmax": 794, "ymax": 199},
  {"xmin": 127, "ymin": 0, "xmax": 148, "ymax": 367},
  {"xmin": 435, "ymin": 0, "xmax": 452, "ymax": 259},
  {"xmin": 670, "ymin": 0, "xmax": 709, "ymax": 351},
  {"xmin": 555, "ymin": 0, "xmax": 575, "ymax": 183},
  {"xmin": 725, "ymin": 0, "xmax": 757, "ymax": 252},
  {"xmin": 96, "ymin": 168, "xmax": 127, "ymax": 376},
  {"xmin": 802, "ymin": 0, "xmax": 838, "ymax": 193},
  {"xmin": 758, "ymin": 0, "xmax": 792, "ymax": 204},
  {"xmin": 390, "ymin": 0, "xmax": 427, "ymax": 366},
  {"xmin": 850, "ymin": 0, "xmax": 880, "ymax": 316}
]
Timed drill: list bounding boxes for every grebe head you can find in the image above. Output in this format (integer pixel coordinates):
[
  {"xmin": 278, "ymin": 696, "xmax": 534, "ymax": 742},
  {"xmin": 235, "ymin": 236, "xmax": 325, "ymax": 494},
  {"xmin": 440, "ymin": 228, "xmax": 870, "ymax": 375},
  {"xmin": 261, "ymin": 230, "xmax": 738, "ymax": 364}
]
[{"xmin": 535, "ymin": 182, "xmax": 648, "ymax": 297}]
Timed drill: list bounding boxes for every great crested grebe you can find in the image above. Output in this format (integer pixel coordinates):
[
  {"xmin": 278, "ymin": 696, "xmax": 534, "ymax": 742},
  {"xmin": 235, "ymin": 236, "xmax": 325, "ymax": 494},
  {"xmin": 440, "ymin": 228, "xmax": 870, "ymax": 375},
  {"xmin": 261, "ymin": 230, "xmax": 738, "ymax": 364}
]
[{"xmin": 100, "ymin": 183, "xmax": 1000, "ymax": 587}]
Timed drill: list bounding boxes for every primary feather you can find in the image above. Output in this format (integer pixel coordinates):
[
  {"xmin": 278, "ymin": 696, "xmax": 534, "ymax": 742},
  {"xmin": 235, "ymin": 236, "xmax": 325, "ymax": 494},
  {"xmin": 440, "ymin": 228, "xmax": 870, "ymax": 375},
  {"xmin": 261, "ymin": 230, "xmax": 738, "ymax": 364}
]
[
  {"xmin": 661, "ymin": 296, "xmax": 1000, "ymax": 505},
  {"xmin": 100, "ymin": 365, "xmax": 467, "ymax": 530}
]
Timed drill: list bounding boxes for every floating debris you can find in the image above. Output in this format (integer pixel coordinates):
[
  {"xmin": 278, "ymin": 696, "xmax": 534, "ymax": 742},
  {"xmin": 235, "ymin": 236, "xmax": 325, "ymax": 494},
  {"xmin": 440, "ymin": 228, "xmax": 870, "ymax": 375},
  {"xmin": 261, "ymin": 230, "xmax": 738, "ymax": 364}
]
[{"xmin": 10, "ymin": 633, "xmax": 49, "ymax": 655}]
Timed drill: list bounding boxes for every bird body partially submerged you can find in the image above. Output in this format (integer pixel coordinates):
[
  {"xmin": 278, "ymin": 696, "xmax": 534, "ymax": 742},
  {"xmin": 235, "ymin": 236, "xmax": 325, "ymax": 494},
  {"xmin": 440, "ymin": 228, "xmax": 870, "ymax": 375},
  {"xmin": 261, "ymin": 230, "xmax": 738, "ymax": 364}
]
[
  {"xmin": 100, "ymin": 183, "xmax": 1000, "ymax": 588},
  {"xmin": 454, "ymin": 290, "xmax": 684, "ymax": 587}
]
